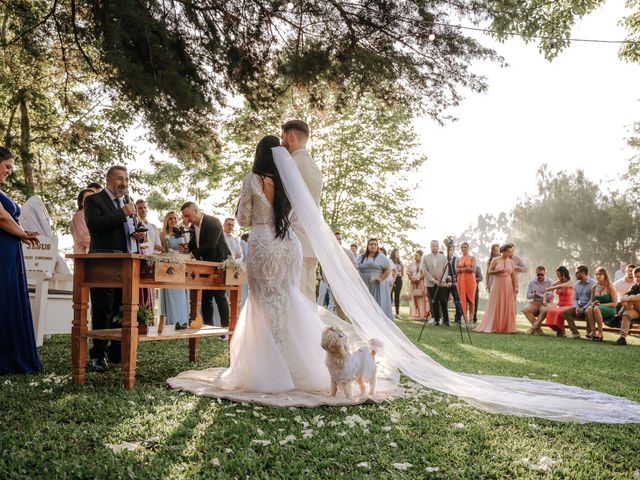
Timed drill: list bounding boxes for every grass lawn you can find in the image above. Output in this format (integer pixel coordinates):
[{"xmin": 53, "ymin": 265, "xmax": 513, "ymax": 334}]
[{"xmin": 1, "ymin": 309, "xmax": 640, "ymax": 479}]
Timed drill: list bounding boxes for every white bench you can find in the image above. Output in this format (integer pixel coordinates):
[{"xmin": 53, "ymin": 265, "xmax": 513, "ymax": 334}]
[{"xmin": 23, "ymin": 236, "xmax": 73, "ymax": 346}]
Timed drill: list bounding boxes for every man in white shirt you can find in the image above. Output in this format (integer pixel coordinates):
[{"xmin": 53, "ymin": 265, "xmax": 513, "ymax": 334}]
[
  {"xmin": 614, "ymin": 263, "xmax": 636, "ymax": 300},
  {"xmin": 222, "ymin": 217, "xmax": 243, "ymax": 261},
  {"xmin": 281, "ymin": 119, "xmax": 322, "ymax": 302},
  {"xmin": 135, "ymin": 199, "xmax": 163, "ymax": 253}
]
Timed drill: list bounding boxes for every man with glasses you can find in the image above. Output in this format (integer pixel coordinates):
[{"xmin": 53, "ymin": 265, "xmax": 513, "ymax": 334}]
[
  {"xmin": 523, "ymin": 266, "xmax": 554, "ymax": 335},
  {"xmin": 562, "ymin": 265, "xmax": 596, "ymax": 339},
  {"xmin": 615, "ymin": 266, "xmax": 640, "ymax": 345}
]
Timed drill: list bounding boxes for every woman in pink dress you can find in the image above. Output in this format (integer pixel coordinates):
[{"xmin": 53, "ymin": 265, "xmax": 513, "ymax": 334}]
[
  {"xmin": 476, "ymin": 243, "xmax": 518, "ymax": 333},
  {"xmin": 456, "ymin": 242, "xmax": 477, "ymax": 324},
  {"xmin": 542, "ymin": 266, "xmax": 574, "ymax": 336},
  {"xmin": 70, "ymin": 188, "xmax": 95, "ymax": 254},
  {"xmin": 485, "ymin": 243, "xmax": 500, "ymax": 293},
  {"xmin": 407, "ymin": 250, "xmax": 430, "ymax": 320}
]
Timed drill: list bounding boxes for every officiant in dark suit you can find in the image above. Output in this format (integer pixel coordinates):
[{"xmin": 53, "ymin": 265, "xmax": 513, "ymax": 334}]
[
  {"xmin": 84, "ymin": 165, "xmax": 145, "ymax": 372},
  {"xmin": 180, "ymin": 201, "xmax": 232, "ymax": 327}
]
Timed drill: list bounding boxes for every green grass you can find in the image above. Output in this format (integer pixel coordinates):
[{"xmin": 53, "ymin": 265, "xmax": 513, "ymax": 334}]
[{"xmin": 1, "ymin": 309, "xmax": 640, "ymax": 479}]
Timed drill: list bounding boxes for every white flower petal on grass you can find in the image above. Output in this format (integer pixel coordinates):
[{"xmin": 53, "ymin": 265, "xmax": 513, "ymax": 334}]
[
  {"xmin": 340, "ymin": 407, "xmax": 347, "ymax": 413},
  {"xmin": 431, "ymin": 409, "xmax": 439, "ymax": 416},
  {"xmin": 216, "ymin": 398, "xmax": 222, "ymax": 404},
  {"xmin": 224, "ymin": 413, "xmax": 236, "ymax": 417},
  {"xmin": 254, "ymin": 406, "xmax": 263, "ymax": 410},
  {"xmin": 210, "ymin": 458, "xmax": 220, "ymax": 467},
  {"xmin": 251, "ymin": 440, "xmax": 272, "ymax": 446},
  {"xmin": 256, "ymin": 428, "xmax": 264, "ymax": 436},
  {"xmin": 316, "ymin": 419, "xmax": 325, "ymax": 428},
  {"xmin": 393, "ymin": 462, "xmax": 413, "ymax": 470},
  {"xmin": 279, "ymin": 435, "xmax": 297, "ymax": 446},
  {"xmin": 3, "ymin": 379, "xmax": 12, "ymax": 385},
  {"xmin": 519, "ymin": 456, "xmax": 557, "ymax": 472},
  {"xmin": 388, "ymin": 442, "xmax": 398, "ymax": 448},
  {"xmin": 106, "ymin": 441, "xmax": 139, "ymax": 454},
  {"xmin": 382, "ymin": 426, "xmax": 392, "ymax": 432},
  {"xmin": 389, "ymin": 412, "xmax": 401, "ymax": 423},
  {"xmin": 425, "ymin": 466, "xmax": 440, "ymax": 473},
  {"xmin": 632, "ymin": 470, "xmax": 639, "ymax": 479},
  {"xmin": 302, "ymin": 429, "xmax": 314, "ymax": 439},
  {"xmin": 29, "ymin": 382, "xmax": 39, "ymax": 387},
  {"xmin": 344, "ymin": 414, "xmax": 371, "ymax": 428},
  {"xmin": 337, "ymin": 431, "xmax": 348, "ymax": 437},
  {"xmin": 43, "ymin": 389, "xmax": 53, "ymax": 394},
  {"xmin": 452, "ymin": 422, "xmax": 465, "ymax": 429},
  {"xmin": 551, "ymin": 373, "xmax": 559, "ymax": 378},
  {"xmin": 224, "ymin": 448, "xmax": 234, "ymax": 455},
  {"xmin": 528, "ymin": 423, "xmax": 540, "ymax": 430},
  {"xmin": 328, "ymin": 421, "xmax": 340, "ymax": 427},
  {"xmin": 294, "ymin": 415, "xmax": 303, "ymax": 423},
  {"xmin": 357, "ymin": 462, "xmax": 369, "ymax": 469}
]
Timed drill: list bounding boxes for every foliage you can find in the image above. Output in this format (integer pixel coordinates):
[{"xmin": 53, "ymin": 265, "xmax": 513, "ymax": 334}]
[
  {"xmin": 455, "ymin": 212, "xmax": 511, "ymax": 267},
  {"xmin": 489, "ymin": 0, "xmax": 640, "ymax": 61},
  {"xmin": 213, "ymin": 89, "xmax": 427, "ymax": 252},
  {"xmin": 113, "ymin": 306, "xmax": 155, "ymax": 326},
  {"xmin": 1, "ymin": 316, "xmax": 639, "ymax": 478}
]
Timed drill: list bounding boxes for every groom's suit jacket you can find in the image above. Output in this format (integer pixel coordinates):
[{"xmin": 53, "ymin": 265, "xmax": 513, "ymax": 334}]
[
  {"xmin": 420, "ymin": 252, "xmax": 448, "ymax": 288},
  {"xmin": 291, "ymin": 148, "xmax": 322, "ymax": 258},
  {"xmin": 188, "ymin": 214, "xmax": 231, "ymax": 262}
]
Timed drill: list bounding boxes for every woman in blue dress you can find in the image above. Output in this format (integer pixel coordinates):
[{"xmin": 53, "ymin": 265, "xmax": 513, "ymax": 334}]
[
  {"xmin": 356, "ymin": 238, "xmax": 393, "ymax": 320},
  {"xmin": 0, "ymin": 147, "xmax": 42, "ymax": 374},
  {"xmin": 159, "ymin": 212, "xmax": 189, "ymax": 325}
]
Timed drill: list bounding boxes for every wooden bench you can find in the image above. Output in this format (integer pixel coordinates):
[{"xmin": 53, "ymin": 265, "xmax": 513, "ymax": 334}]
[{"xmin": 544, "ymin": 317, "xmax": 640, "ymax": 336}]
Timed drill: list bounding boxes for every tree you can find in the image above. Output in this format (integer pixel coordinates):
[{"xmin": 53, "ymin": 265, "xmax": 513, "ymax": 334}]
[
  {"xmin": 208, "ymin": 88, "xmax": 426, "ymax": 252},
  {"xmin": 455, "ymin": 212, "xmax": 511, "ymax": 267}
]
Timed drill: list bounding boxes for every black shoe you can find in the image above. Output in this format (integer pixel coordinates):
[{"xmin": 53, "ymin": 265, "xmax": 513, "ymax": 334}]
[
  {"xmin": 604, "ymin": 315, "xmax": 622, "ymax": 328},
  {"xmin": 615, "ymin": 336, "xmax": 627, "ymax": 345},
  {"xmin": 86, "ymin": 357, "xmax": 109, "ymax": 373}
]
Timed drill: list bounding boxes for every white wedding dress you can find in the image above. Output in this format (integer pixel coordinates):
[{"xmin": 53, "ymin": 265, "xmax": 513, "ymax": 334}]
[{"xmin": 168, "ymin": 147, "xmax": 640, "ymax": 423}]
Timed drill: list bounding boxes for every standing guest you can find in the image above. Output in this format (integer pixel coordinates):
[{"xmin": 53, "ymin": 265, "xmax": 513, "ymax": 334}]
[
  {"xmin": 223, "ymin": 217, "xmax": 243, "ymax": 261},
  {"xmin": 357, "ymin": 238, "xmax": 393, "ymax": 320},
  {"xmin": 70, "ymin": 188, "xmax": 95, "ymax": 254},
  {"xmin": 158, "ymin": 212, "xmax": 189, "ymax": 326},
  {"xmin": 281, "ymin": 119, "xmax": 321, "ymax": 302},
  {"xmin": 0, "ymin": 147, "xmax": 42, "ymax": 374},
  {"xmin": 613, "ymin": 264, "xmax": 635, "ymax": 301},
  {"xmin": 419, "ymin": 240, "xmax": 449, "ymax": 326},
  {"xmin": 456, "ymin": 242, "xmax": 477, "ymax": 324},
  {"xmin": 180, "ymin": 202, "xmax": 231, "ymax": 326},
  {"xmin": 562, "ymin": 266, "xmax": 596, "ymax": 340},
  {"xmin": 136, "ymin": 199, "xmax": 164, "ymax": 253},
  {"xmin": 473, "ymin": 265, "xmax": 483, "ymax": 322},
  {"xmin": 316, "ymin": 266, "xmax": 335, "ymax": 312},
  {"xmin": 522, "ymin": 266, "xmax": 554, "ymax": 335},
  {"xmin": 379, "ymin": 247, "xmax": 395, "ymax": 320},
  {"xmin": 84, "ymin": 165, "xmax": 145, "ymax": 372},
  {"xmin": 614, "ymin": 261, "xmax": 626, "ymax": 282},
  {"xmin": 408, "ymin": 250, "xmax": 429, "ymax": 320},
  {"xmin": 511, "ymin": 247, "xmax": 528, "ymax": 274},
  {"xmin": 86, "ymin": 182, "xmax": 102, "ymax": 193},
  {"xmin": 485, "ymin": 243, "xmax": 500, "ymax": 292},
  {"xmin": 475, "ymin": 244, "xmax": 517, "ymax": 334},
  {"xmin": 615, "ymin": 266, "xmax": 640, "ymax": 345},
  {"xmin": 350, "ymin": 243, "xmax": 358, "ymax": 257},
  {"xmin": 240, "ymin": 233, "xmax": 249, "ymax": 308},
  {"xmin": 585, "ymin": 267, "xmax": 618, "ymax": 341},
  {"xmin": 542, "ymin": 266, "xmax": 574, "ymax": 336},
  {"xmin": 446, "ymin": 244, "xmax": 464, "ymax": 324},
  {"xmin": 389, "ymin": 248, "xmax": 404, "ymax": 318}
]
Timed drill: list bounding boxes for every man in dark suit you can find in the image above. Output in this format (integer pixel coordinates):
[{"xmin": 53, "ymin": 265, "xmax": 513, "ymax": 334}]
[
  {"xmin": 180, "ymin": 201, "xmax": 232, "ymax": 326},
  {"xmin": 84, "ymin": 165, "xmax": 144, "ymax": 372}
]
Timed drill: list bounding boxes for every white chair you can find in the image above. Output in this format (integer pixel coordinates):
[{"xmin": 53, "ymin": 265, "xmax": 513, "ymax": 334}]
[{"xmin": 23, "ymin": 236, "xmax": 73, "ymax": 346}]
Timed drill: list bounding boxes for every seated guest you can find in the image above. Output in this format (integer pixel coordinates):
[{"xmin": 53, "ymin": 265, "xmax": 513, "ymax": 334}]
[
  {"xmin": 70, "ymin": 188, "xmax": 95, "ymax": 254},
  {"xmin": 357, "ymin": 238, "xmax": 393, "ymax": 320},
  {"xmin": 180, "ymin": 202, "xmax": 231, "ymax": 326},
  {"xmin": 615, "ymin": 266, "xmax": 640, "ymax": 345},
  {"xmin": 136, "ymin": 199, "xmax": 164, "ymax": 254},
  {"xmin": 613, "ymin": 263, "xmax": 635, "ymax": 303},
  {"xmin": 523, "ymin": 266, "xmax": 554, "ymax": 335},
  {"xmin": 542, "ymin": 266, "xmax": 574, "ymax": 336},
  {"xmin": 563, "ymin": 265, "xmax": 596, "ymax": 339},
  {"xmin": 585, "ymin": 267, "xmax": 618, "ymax": 341}
]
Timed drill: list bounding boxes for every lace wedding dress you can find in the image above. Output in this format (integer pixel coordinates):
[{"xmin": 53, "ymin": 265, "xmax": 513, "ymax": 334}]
[
  {"xmin": 169, "ymin": 147, "xmax": 640, "ymax": 422},
  {"xmin": 166, "ymin": 171, "xmax": 402, "ymax": 406}
]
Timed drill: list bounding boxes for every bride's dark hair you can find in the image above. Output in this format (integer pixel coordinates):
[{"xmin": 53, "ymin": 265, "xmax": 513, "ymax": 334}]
[{"xmin": 252, "ymin": 135, "xmax": 291, "ymax": 240}]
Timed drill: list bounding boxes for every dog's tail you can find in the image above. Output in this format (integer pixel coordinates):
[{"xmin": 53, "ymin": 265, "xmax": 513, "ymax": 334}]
[{"xmin": 367, "ymin": 338, "xmax": 383, "ymax": 358}]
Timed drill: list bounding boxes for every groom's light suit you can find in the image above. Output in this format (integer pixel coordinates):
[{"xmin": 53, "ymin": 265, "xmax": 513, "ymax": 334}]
[{"xmin": 291, "ymin": 148, "xmax": 322, "ymax": 302}]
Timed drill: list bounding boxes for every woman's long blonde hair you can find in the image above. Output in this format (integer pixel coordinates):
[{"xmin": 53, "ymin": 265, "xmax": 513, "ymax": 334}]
[{"xmin": 162, "ymin": 211, "xmax": 178, "ymax": 238}]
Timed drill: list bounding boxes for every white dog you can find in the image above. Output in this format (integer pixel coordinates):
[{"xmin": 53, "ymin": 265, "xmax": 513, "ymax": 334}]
[{"xmin": 320, "ymin": 326, "xmax": 381, "ymax": 399}]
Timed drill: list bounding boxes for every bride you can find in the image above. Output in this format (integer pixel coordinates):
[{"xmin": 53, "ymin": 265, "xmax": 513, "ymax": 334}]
[{"xmin": 168, "ymin": 136, "xmax": 640, "ymax": 423}]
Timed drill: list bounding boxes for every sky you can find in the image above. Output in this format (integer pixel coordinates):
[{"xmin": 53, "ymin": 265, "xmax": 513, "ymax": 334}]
[{"xmin": 411, "ymin": 0, "xmax": 640, "ymax": 247}]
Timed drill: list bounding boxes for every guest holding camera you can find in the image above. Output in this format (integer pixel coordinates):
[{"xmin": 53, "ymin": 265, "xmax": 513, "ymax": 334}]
[
  {"xmin": 0, "ymin": 147, "xmax": 42, "ymax": 374},
  {"xmin": 157, "ymin": 212, "xmax": 189, "ymax": 326},
  {"xmin": 180, "ymin": 202, "xmax": 231, "ymax": 326}
]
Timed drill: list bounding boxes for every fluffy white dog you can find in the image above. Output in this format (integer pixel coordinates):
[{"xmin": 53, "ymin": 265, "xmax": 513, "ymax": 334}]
[{"xmin": 320, "ymin": 326, "xmax": 381, "ymax": 399}]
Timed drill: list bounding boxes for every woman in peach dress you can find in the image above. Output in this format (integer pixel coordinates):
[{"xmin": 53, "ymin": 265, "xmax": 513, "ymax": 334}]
[
  {"xmin": 476, "ymin": 244, "xmax": 518, "ymax": 333},
  {"xmin": 456, "ymin": 242, "xmax": 477, "ymax": 324}
]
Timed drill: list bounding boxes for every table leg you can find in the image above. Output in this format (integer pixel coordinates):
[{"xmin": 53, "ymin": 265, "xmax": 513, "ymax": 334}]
[
  {"xmin": 229, "ymin": 288, "xmax": 240, "ymax": 342},
  {"xmin": 121, "ymin": 258, "xmax": 140, "ymax": 390},
  {"xmin": 71, "ymin": 259, "xmax": 89, "ymax": 385},
  {"xmin": 189, "ymin": 289, "xmax": 202, "ymax": 322},
  {"xmin": 189, "ymin": 338, "xmax": 200, "ymax": 363}
]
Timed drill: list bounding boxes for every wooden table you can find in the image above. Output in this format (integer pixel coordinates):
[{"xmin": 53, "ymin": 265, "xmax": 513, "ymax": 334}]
[{"xmin": 67, "ymin": 253, "xmax": 241, "ymax": 389}]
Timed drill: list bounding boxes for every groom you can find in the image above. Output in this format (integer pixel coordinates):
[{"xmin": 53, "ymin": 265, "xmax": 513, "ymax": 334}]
[{"xmin": 281, "ymin": 119, "xmax": 322, "ymax": 302}]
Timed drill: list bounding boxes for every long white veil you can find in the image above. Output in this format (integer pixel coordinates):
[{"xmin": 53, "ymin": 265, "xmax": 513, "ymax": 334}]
[{"xmin": 272, "ymin": 146, "xmax": 640, "ymax": 424}]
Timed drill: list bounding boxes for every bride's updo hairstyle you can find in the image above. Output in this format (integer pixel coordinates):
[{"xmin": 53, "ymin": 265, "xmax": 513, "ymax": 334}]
[{"xmin": 252, "ymin": 135, "xmax": 292, "ymax": 240}]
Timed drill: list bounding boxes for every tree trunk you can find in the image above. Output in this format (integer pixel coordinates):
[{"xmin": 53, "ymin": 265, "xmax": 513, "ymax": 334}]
[
  {"xmin": 19, "ymin": 89, "xmax": 35, "ymax": 197},
  {"xmin": 3, "ymin": 99, "xmax": 18, "ymax": 148}
]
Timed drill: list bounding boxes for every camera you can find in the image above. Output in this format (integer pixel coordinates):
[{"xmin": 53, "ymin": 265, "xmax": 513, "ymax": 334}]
[
  {"xmin": 173, "ymin": 225, "xmax": 186, "ymax": 238},
  {"xmin": 135, "ymin": 225, "xmax": 149, "ymax": 233},
  {"xmin": 443, "ymin": 236, "xmax": 455, "ymax": 250}
]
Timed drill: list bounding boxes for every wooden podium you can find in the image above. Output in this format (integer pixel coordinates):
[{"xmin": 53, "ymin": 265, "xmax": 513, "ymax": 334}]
[{"xmin": 67, "ymin": 253, "xmax": 241, "ymax": 389}]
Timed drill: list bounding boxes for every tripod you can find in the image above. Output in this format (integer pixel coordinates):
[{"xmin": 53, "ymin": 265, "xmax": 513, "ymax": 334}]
[{"xmin": 417, "ymin": 254, "xmax": 473, "ymax": 344}]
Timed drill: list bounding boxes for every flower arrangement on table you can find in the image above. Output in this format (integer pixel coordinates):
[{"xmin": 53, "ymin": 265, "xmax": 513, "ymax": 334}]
[
  {"xmin": 220, "ymin": 255, "xmax": 247, "ymax": 285},
  {"xmin": 220, "ymin": 256, "xmax": 247, "ymax": 272},
  {"xmin": 145, "ymin": 249, "xmax": 188, "ymax": 267}
]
